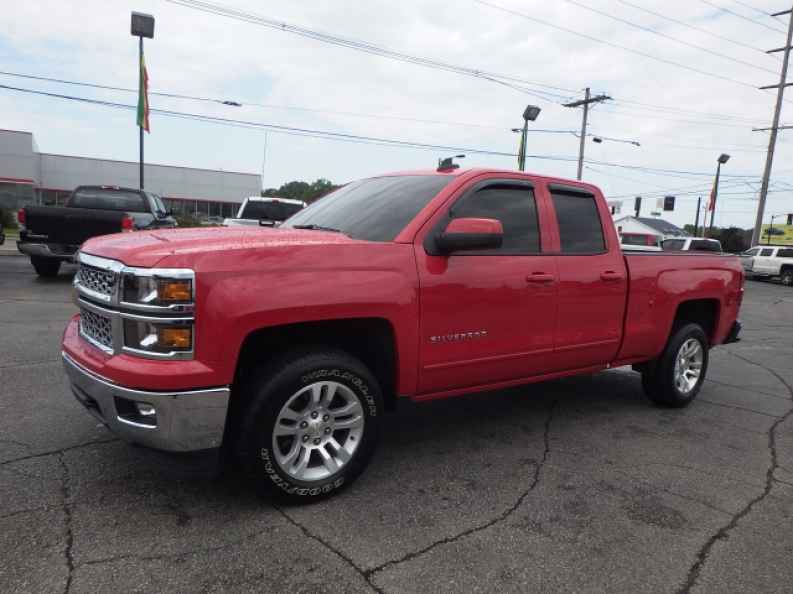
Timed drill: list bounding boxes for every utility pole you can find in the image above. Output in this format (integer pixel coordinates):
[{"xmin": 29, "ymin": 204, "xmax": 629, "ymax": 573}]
[
  {"xmin": 694, "ymin": 196, "xmax": 702, "ymax": 237},
  {"xmin": 751, "ymin": 4, "xmax": 793, "ymax": 247},
  {"xmin": 564, "ymin": 88, "xmax": 612, "ymax": 180}
]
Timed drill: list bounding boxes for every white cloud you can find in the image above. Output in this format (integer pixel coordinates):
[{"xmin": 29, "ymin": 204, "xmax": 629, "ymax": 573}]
[{"xmin": 1, "ymin": 0, "xmax": 791, "ymax": 228}]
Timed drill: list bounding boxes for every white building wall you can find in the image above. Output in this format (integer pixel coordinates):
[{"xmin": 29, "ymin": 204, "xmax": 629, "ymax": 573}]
[
  {"xmin": 0, "ymin": 130, "xmax": 38, "ymax": 184},
  {"xmin": 39, "ymin": 154, "xmax": 259, "ymax": 203}
]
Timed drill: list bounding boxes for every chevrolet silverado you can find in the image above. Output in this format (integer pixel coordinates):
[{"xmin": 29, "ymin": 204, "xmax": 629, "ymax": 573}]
[{"xmin": 61, "ymin": 168, "xmax": 743, "ymax": 501}]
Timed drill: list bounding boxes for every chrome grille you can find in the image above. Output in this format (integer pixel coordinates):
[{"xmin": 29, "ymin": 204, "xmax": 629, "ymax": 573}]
[
  {"xmin": 79, "ymin": 308, "xmax": 113, "ymax": 350},
  {"xmin": 77, "ymin": 263, "xmax": 117, "ymax": 299}
]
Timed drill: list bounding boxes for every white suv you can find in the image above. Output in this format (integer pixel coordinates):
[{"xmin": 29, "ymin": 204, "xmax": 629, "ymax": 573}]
[
  {"xmin": 741, "ymin": 246, "xmax": 793, "ymax": 286},
  {"xmin": 661, "ymin": 237, "xmax": 722, "ymax": 252},
  {"xmin": 223, "ymin": 197, "xmax": 307, "ymax": 227}
]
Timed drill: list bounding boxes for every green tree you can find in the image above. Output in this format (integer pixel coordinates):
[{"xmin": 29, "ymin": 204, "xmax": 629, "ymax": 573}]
[{"xmin": 261, "ymin": 178, "xmax": 340, "ymax": 204}]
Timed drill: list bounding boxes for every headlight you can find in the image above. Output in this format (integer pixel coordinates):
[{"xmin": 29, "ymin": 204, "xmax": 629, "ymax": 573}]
[
  {"xmin": 122, "ymin": 274, "xmax": 193, "ymax": 306},
  {"xmin": 123, "ymin": 319, "xmax": 193, "ymax": 355}
]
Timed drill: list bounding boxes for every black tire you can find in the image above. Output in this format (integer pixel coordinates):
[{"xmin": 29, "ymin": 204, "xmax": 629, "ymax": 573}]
[
  {"xmin": 641, "ymin": 323, "xmax": 709, "ymax": 408},
  {"xmin": 781, "ymin": 268, "xmax": 793, "ymax": 287},
  {"xmin": 31, "ymin": 256, "xmax": 61, "ymax": 278},
  {"xmin": 239, "ymin": 348, "xmax": 383, "ymax": 503}
]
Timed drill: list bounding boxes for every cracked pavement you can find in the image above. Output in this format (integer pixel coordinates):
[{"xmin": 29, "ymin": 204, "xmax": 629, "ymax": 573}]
[{"xmin": 1, "ymin": 256, "xmax": 792, "ymax": 593}]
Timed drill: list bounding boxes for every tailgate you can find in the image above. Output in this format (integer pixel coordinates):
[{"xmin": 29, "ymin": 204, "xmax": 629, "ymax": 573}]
[{"xmin": 25, "ymin": 206, "xmax": 126, "ymax": 245}]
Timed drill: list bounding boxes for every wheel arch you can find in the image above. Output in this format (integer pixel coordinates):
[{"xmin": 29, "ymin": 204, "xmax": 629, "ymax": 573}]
[
  {"xmin": 672, "ymin": 298, "xmax": 720, "ymax": 344},
  {"xmin": 223, "ymin": 318, "xmax": 398, "ymax": 449}
]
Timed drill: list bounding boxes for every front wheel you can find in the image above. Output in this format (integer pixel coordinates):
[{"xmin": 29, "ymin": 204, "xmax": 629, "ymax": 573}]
[
  {"xmin": 30, "ymin": 256, "xmax": 61, "ymax": 278},
  {"xmin": 642, "ymin": 323, "xmax": 709, "ymax": 408},
  {"xmin": 781, "ymin": 268, "xmax": 793, "ymax": 287},
  {"xmin": 240, "ymin": 349, "xmax": 382, "ymax": 502}
]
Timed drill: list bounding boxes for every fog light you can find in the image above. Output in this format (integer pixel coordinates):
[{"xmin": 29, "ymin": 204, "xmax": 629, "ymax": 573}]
[
  {"xmin": 158, "ymin": 327, "xmax": 192, "ymax": 349},
  {"xmin": 135, "ymin": 402, "xmax": 156, "ymax": 417}
]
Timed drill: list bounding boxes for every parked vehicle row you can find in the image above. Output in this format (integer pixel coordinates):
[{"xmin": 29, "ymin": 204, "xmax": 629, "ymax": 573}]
[
  {"xmin": 741, "ymin": 245, "xmax": 793, "ymax": 286},
  {"xmin": 16, "ymin": 185, "xmax": 176, "ymax": 277},
  {"xmin": 62, "ymin": 167, "xmax": 743, "ymax": 502}
]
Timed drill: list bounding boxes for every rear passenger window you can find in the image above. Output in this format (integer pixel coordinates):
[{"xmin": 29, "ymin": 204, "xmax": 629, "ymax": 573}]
[
  {"xmin": 451, "ymin": 184, "xmax": 540, "ymax": 254},
  {"xmin": 549, "ymin": 188, "xmax": 606, "ymax": 254},
  {"xmin": 760, "ymin": 249, "xmax": 774, "ymax": 256},
  {"xmin": 778, "ymin": 249, "xmax": 793, "ymax": 258}
]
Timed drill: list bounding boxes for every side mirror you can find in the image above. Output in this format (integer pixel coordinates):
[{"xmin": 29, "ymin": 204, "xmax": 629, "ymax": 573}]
[
  {"xmin": 259, "ymin": 219, "xmax": 276, "ymax": 227},
  {"xmin": 436, "ymin": 217, "xmax": 503, "ymax": 254}
]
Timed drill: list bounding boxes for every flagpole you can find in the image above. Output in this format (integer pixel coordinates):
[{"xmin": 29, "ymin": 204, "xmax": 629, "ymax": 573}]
[{"xmin": 139, "ymin": 36, "xmax": 144, "ymax": 190}]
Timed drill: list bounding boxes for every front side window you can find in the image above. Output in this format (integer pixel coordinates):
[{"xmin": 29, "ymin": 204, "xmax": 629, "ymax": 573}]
[
  {"xmin": 284, "ymin": 175, "xmax": 452, "ymax": 242},
  {"xmin": 448, "ymin": 184, "xmax": 540, "ymax": 254},
  {"xmin": 744, "ymin": 248, "xmax": 760, "ymax": 256},
  {"xmin": 760, "ymin": 248, "xmax": 774, "ymax": 256},
  {"xmin": 550, "ymin": 189, "xmax": 606, "ymax": 254}
]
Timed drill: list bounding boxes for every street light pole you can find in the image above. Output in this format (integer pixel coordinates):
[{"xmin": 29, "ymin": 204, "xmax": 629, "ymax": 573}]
[
  {"xmin": 512, "ymin": 105, "xmax": 541, "ymax": 172},
  {"xmin": 138, "ymin": 35, "xmax": 144, "ymax": 190},
  {"xmin": 131, "ymin": 12, "xmax": 154, "ymax": 190},
  {"xmin": 708, "ymin": 154, "xmax": 730, "ymax": 237},
  {"xmin": 694, "ymin": 196, "xmax": 702, "ymax": 237}
]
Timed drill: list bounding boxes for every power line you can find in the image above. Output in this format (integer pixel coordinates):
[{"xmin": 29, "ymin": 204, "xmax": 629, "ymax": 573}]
[
  {"xmin": 0, "ymin": 70, "xmax": 579, "ymax": 134},
  {"xmin": 615, "ymin": 0, "xmax": 776, "ymax": 57},
  {"xmin": 698, "ymin": 0, "xmax": 788, "ymax": 33},
  {"xmin": 729, "ymin": 0, "xmax": 779, "ymax": 19},
  {"xmin": 0, "ymin": 81, "xmax": 771, "ymax": 180},
  {"xmin": 161, "ymin": 0, "xmax": 575, "ymax": 103},
  {"xmin": 475, "ymin": 0, "xmax": 761, "ymax": 89},
  {"xmin": 562, "ymin": 0, "xmax": 778, "ymax": 74}
]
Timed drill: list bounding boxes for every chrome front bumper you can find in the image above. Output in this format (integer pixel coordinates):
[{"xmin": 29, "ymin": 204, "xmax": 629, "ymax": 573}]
[{"xmin": 62, "ymin": 351, "xmax": 230, "ymax": 452}]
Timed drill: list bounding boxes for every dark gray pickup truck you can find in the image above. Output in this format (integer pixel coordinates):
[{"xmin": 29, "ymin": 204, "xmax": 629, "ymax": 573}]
[{"xmin": 17, "ymin": 185, "xmax": 176, "ymax": 277}]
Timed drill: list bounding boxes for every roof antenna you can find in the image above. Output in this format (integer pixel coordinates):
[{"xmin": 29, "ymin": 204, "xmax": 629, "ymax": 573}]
[{"xmin": 437, "ymin": 154, "xmax": 465, "ymax": 172}]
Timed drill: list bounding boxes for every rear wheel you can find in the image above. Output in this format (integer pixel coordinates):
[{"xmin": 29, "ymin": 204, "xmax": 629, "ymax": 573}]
[
  {"xmin": 240, "ymin": 349, "xmax": 382, "ymax": 502},
  {"xmin": 641, "ymin": 323, "xmax": 709, "ymax": 408},
  {"xmin": 781, "ymin": 268, "xmax": 793, "ymax": 287},
  {"xmin": 31, "ymin": 256, "xmax": 61, "ymax": 278}
]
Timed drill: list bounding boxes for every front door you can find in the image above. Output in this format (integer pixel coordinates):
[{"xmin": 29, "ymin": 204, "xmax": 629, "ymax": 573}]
[{"xmin": 415, "ymin": 179, "xmax": 558, "ymax": 394}]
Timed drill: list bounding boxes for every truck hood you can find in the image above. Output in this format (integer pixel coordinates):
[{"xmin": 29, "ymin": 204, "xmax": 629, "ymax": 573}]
[{"xmin": 80, "ymin": 226, "xmax": 358, "ymax": 268}]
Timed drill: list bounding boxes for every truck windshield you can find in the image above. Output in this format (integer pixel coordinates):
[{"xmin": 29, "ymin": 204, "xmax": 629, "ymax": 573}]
[
  {"xmin": 240, "ymin": 200, "xmax": 304, "ymax": 222},
  {"xmin": 70, "ymin": 189, "xmax": 147, "ymax": 212},
  {"xmin": 283, "ymin": 175, "xmax": 453, "ymax": 241}
]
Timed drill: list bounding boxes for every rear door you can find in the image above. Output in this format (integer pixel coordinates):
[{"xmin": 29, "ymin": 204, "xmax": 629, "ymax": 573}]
[
  {"xmin": 546, "ymin": 184, "xmax": 628, "ymax": 370},
  {"xmin": 415, "ymin": 177, "xmax": 558, "ymax": 394},
  {"xmin": 754, "ymin": 248, "xmax": 776, "ymax": 275}
]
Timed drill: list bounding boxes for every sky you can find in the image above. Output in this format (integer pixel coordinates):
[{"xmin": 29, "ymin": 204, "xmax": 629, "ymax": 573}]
[{"xmin": 1, "ymin": 0, "xmax": 792, "ymax": 230}]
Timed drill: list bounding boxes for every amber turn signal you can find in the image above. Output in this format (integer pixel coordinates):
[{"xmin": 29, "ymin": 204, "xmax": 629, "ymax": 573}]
[
  {"xmin": 158, "ymin": 280, "xmax": 192, "ymax": 302},
  {"xmin": 157, "ymin": 327, "xmax": 192, "ymax": 349}
]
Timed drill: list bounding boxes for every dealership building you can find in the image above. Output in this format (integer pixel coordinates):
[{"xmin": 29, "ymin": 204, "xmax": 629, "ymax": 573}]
[{"xmin": 0, "ymin": 129, "xmax": 261, "ymax": 218}]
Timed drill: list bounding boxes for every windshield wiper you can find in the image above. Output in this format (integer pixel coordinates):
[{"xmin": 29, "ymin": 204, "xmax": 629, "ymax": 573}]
[{"xmin": 291, "ymin": 224, "xmax": 343, "ymax": 233}]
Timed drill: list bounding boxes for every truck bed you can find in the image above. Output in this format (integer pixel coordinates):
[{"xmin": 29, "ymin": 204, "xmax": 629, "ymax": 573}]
[{"xmin": 617, "ymin": 251, "xmax": 743, "ymax": 364}]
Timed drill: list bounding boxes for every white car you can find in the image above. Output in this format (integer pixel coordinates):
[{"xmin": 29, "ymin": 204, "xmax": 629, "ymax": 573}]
[
  {"xmin": 223, "ymin": 197, "xmax": 307, "ymax": 227},
  {"xmin": 661, "ymin": 237, "xmax": 722, "ymax": 253},
  {"xmin": 741, "ymin": 245, "xmax": 793, "ymax": 286}
]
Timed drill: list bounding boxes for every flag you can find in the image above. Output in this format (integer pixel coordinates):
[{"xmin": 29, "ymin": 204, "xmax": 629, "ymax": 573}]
[
  {"xmin": 707, "ymin": 177, "xmax": 717, "ymax": 211},
  {"xmin": 137, "ymin": 51, "xmax": 150, "ymax": 132},
  {"xmin": 517, "ymin": 130, "xmax": 525, "ymax": 170}
]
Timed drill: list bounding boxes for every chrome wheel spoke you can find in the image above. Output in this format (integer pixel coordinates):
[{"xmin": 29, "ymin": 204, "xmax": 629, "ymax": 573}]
[
  {"xmin": 328, "ymin": 438, "xmax": 352, "ymax": 463},
  {"xmin": 334, "ymin": 414, "xmax": 364, "ymax": 431},
  {"xmin": 274, "ymin": 423, "xmax": 298, "ymax": 437},
  {"xmin": 317, "ymin": 445, "xmax": 339, "ymax": 473},
  {"xmin": 277, "ymin": 439, "xmax": 301, "ymax": 467},
  {"xmin": 290, "ymin": 447, "xmax": 310, "ymax": 477},
  {"xmin": 330, "ymin": 400, "xmax": 362, "ymax": 417}
]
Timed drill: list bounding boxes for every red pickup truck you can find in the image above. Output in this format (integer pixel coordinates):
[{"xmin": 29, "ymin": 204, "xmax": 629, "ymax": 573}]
[{"xmin": 62, "ymin": 168, "xmax": 743, "ymax": 501}]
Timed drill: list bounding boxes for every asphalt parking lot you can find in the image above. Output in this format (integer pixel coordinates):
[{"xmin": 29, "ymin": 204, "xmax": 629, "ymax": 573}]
[{"xmin": 1, "ymin": 255, "xmax": 792, "ymax": 594}]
